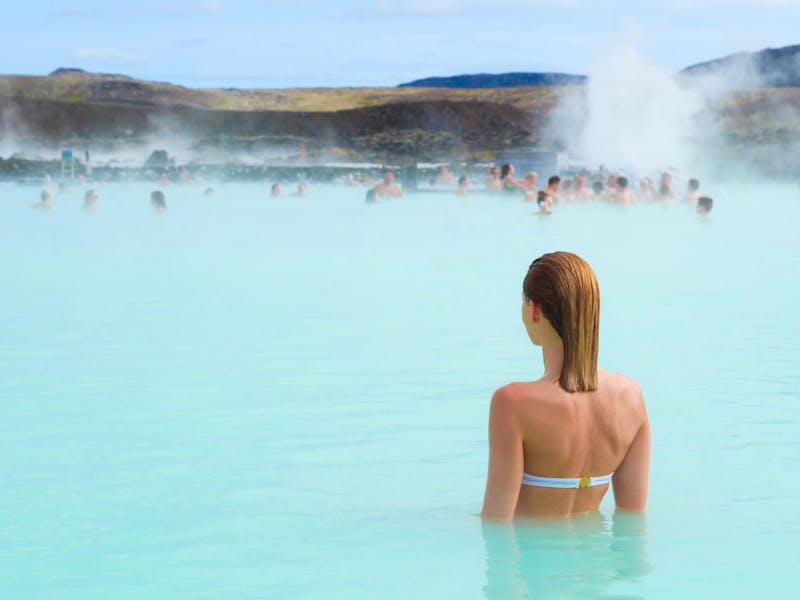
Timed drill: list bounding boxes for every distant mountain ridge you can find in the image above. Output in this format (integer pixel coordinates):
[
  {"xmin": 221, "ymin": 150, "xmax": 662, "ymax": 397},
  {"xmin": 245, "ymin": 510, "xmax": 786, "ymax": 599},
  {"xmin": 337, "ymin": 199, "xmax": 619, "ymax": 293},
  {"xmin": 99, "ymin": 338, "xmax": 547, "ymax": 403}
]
[
  {"xmin": 398, "ymin": 72, "xmax": 587, "ymax": 88},
  {"xmin": 681, "ymin": 44, "xmax": 800, "ymax": 86}
]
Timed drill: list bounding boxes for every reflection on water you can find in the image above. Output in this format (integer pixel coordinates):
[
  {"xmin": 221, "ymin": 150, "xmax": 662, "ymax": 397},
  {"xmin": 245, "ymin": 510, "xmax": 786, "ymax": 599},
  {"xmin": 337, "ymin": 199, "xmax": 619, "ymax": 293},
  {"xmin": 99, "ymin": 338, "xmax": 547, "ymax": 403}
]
[{"xmin": 482, "ymin": 512, "xmax": 652, "ymax": 599}]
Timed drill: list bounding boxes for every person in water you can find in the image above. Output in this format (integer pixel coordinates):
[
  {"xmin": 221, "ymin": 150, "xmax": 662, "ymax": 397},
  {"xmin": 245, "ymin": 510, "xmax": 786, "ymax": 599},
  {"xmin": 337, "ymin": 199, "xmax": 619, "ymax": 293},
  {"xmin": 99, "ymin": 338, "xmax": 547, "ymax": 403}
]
[
  {"xmin": 571, "ymin": 173, "xmax": 593, "ymax": 202},
  {"xmin": 33, "ymin": 189, "xmax": 53, "ymax": 209},
  {"xmin": 521, "ymin": 171, "xmax": 538, "ymax": 192},
  {"xmin": 291, "ymin": 182, "xmax": 307, "ymax": 197},
  {"xmin": 536, "ymin": 190, "xmax": 552, "ymax": 215},
  {"xmin": 610, "ymin": 177, "xmax": 635, "ymax": 205},
  {"xmin": 500, "ymin": 164, "xmax": 519, "ymax": 192},
  {"xmin": 545, "ymin": 175, "xmax": 562, "ymax": 204},
  {"xmin": 434, "ymin": 165, "xmax": 456, "ymax": 187},
  {"xmin": 83, "ymin": 189, "xmax": 99, "ymax": 210},
  {"xmin": 638, "ymin": 177, "xmax": 655, "ymax": 200},
  {"xmin": 481, "ymin": 252, "xmax": 650, "ymax": 519},
  {"xmin": 658, "ymin": 172, "xmax": 675, "ymax": 200},
  {"xmin": 683, "ymin": 178, "xmax": 700, "ymax": 204},
  {"xmin": 697, "ymin": 196, "xmax": 713, "ymax": 216},
  {"xmin": 456, "ymin": 176, "xmax": 469, "ymax": 197},
  {"xmin": 150, "ymin": 190, "xmax": 167, "ymax": 212},
  {"xmin": 270, "ymin": 183, "xmax": 281, "ymax": 197},
  {"xmin": 485, "ymin": 166, "xmax": 502, "ymax": 192},
  {"xmin": 374, "ymin": 169, "xmax": 403, "ymax": 197}
]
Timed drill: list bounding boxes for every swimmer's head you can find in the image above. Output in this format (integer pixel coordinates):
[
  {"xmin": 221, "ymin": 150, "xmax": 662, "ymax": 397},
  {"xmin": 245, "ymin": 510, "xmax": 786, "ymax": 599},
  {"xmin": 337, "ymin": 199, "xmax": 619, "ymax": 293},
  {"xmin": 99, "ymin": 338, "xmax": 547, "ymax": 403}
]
[
  {"xmin": 83, "ymin": 189, "xmax": 98, "ymax": 206},
  {"xmin": 697, "ymin": 196, "xmax": 713, "ymax": 215},
  {"xmin": 271, "ymin": 183, "xmax": 281, "ymax": 196},
  {"xmin": 204, "ymin": 187, "xmax": 215, "ymax": 197},
  {"xmin": 489, "ymin": 166, "xmax": 500, "ymax": 177},
  {"xmin": 547, "ymin": 175, "xmax": 561, "ymax": 189},
  {"xmin": 616, "ymin": 177, "xmax": 629, "ymax": 189},
  {"xmin": 365, "ymin": 188, "xmax": 377, "ymax": 202},
  {"xmin": 659, "ymin": 184, "xmax": 670, "ymax": 196},
  {"xmin": 439, "ymin": 165, "xmax": 450, "ymax": 174},
  {"xmin": 525, "ymin": 171, "xmax": 537, "ymax": 182},
  {"xmin": 576, "ymin": 174, "xmax": 586, "ymax": 186},
  {"xmin": 592, "ymin": 181, "xmax": 604, "ymax": 195},
  {"xmin": 500, "ymin": 163, "xmax": 513, "ymax": 179},
  {"xmin": 150, "ymin": 190, "xmax": 166, "ymax": 210},
  {"xmin": 688, "ymin": 178, "xmax": 700, "ymax": 191},
  {"xmin": 458, "ymin": 175, "xmax": 468, "ymax": 186},
  {"xmin": 41, "ymin": 189, "xmax": 52, "ymax": 202},
  {"xmin": 536, "ymin": 190, "xmax": 549, "ymax": 206},
  {"xmin": 383, "ymin": 169, "xmax": 395, "ymax": 184},
  {"xmin": 660, "ymin": 172, "xmax": 672, "ymax": 186},
  {"xmin": 522, "ymin": 252, "xmax": 599, "ymax": 392}
]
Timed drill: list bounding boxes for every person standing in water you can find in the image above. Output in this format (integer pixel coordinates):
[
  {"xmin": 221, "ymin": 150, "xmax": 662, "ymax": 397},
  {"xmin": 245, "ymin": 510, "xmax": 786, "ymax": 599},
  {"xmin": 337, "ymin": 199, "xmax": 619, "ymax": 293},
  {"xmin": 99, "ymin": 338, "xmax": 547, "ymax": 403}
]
[
  {"xmin": 571, "ymin": 173, "xmax": 594, "ymax": 202},
  {"xmin": 374, "ymin": 169, "xmax": 403, "ymax": 197},
  {"xmin": 610, "ymin": 177, "xmax": 636, "ymax": 205},
  {"xmin": 150, "ymin": 190, "xmax": 167, "ymax": 212},
  {"xmin": 456, "ymin": 176, "xmax": 469, "ymax": 197},
  {"xmin": 500, "ymin": 164, "xmax": 520, "ymax": 192},
  {"xmin": 485, "ymin": 166, "xmax": 502, "ymax": 192},
  {"xmin": 291, "ymin": 182, "xmax": 307, "ymax": 197},
  {"xmin": 683, "ymin": 179, "xmax": 700, "ymax": 204},
  {"xmin": 83, "ymin": 189, "xmax": 99, "ymax": 210},
  {"xmin": 545, "ymin": 175, "xmax": 562, "ymax": 204},
  {"xmin": 32, "ymin": 189, "xmax": 53, "ymax": 209},
  {"xmin": 481, "ymin": 252, "xmax": 650, "ymax": 519},
  {"xmin": 697, "ymin": 196, "xmax": 713, "ymax": 216}
]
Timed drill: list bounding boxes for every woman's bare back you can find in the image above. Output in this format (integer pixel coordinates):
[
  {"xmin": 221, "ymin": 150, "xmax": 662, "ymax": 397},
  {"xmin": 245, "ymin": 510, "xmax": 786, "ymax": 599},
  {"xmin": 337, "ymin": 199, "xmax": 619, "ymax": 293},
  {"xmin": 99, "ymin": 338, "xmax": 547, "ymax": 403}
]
[{"xmin": 485, "ymin": 369, "xmax": 650, "ymax": 518}]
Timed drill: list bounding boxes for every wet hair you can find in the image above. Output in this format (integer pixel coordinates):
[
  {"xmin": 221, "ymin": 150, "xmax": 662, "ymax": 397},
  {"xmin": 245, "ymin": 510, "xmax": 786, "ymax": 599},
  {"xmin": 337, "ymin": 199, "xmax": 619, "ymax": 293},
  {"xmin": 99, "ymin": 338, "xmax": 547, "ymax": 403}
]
[
  {"xmin": 523, "ymin": 252, "xmax": 600, "ymax": 392},
  {"xmin": 592, "ymin": 181, "xmax": 604, "ymax": 195},
  {"xmin": 500, "ymin": 164, "xmax": 512, "ymax": 179},
  {"xmin": 150, "ymin": 190, "xmax": 166, "ymax": 209},
  {"xmin": 458, "ymin": 175, "xmax": 468, "ymax": 186},
  {"xmin": 659, "ymin": 184, "xmax": 670, "ymax": 196},
  {"xmin": 548, "ymin": 175, "xmax": 561, "ymax": 186},
  {"xmin": 616, "ymin": 177, "xmax": 629, "ymax": 189},
  {"xmin": 688, "ymin": 178, "xmax": 700, "ymax": 191},
  {"xmin": 271, "ymin": 183, "xmax": 280, "ymax": 194},
  {"xmin": 698, "ymin": 196, "xmax": 713, "ymax": 211},
  {"xmin": 536, "ymin": 190, "xmax": 549, "ymax": 206},
  {"xmin": 365, "ymin": 189, "xmax": 377, "ymax": 202}
]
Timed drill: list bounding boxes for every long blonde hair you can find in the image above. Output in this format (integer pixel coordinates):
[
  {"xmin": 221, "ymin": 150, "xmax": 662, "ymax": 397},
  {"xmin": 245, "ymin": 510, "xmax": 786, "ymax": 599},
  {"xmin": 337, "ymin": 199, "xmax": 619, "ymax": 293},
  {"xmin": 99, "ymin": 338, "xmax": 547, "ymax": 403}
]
[{"xmin": 523, "ymin": 252, "xmax": 600, "ymax": 392}]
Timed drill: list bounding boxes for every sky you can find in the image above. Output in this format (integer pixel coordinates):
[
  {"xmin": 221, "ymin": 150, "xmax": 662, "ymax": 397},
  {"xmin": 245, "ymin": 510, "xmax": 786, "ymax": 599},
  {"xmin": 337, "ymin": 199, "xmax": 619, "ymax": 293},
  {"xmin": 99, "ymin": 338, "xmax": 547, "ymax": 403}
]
[{"xmin": 2, "ymin": 0, "xmax": 800, "ymax": 88}]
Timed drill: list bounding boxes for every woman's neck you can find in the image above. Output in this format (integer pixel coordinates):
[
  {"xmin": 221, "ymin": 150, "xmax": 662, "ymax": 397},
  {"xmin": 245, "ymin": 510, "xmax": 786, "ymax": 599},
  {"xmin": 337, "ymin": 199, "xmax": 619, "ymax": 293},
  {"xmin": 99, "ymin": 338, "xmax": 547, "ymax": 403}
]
[{"xmin": 541, "ymin": 337, "xmax": 565, "ymax": 383}]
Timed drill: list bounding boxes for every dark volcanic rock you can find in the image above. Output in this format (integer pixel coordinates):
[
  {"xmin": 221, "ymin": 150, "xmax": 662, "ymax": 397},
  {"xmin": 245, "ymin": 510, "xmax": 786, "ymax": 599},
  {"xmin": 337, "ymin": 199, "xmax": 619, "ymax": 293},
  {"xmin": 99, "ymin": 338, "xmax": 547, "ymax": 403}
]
[
  {"xmin": 399, "ymin": 72, "xmax": 587, "ymax": 88},
  {"xmin": 682, "ymin": 44, "xmax": 800, "ymax": 87}
]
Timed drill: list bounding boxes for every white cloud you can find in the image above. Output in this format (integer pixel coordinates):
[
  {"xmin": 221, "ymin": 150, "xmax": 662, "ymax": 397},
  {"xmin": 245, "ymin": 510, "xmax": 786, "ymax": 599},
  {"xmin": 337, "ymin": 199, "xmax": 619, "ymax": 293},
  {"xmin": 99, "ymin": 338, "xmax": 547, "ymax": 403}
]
[{"xmin": 73, "ymin": 48, "xmax": 150, "ymax": 63}]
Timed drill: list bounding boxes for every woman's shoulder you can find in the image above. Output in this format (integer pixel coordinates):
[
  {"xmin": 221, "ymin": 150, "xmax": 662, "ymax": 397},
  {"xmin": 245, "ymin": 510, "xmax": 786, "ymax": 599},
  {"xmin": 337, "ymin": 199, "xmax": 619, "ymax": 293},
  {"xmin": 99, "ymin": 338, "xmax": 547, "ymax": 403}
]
[{"xmin": 598, "ymin": 369, "xmax": 646, "ymax": 409}]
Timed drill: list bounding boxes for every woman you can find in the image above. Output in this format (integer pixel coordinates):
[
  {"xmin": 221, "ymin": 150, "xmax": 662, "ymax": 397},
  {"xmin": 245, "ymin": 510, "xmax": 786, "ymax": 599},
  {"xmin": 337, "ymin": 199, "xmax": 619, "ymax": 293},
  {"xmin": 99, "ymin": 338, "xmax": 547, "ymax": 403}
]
[
  {"xmin": 481, "ymin": 252, "xmax": 650, "ymax": 519},
  {"xmin": 500, "ymin": 163, "xmax": 519, "ymax": 192}
]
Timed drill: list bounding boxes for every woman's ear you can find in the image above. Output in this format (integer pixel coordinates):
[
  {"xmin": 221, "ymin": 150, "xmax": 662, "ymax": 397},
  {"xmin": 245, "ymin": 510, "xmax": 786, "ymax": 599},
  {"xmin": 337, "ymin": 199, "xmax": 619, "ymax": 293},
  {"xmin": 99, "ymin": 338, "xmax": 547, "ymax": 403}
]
[{"xmin": 530, "ymin": 301, "xmax": 539, "ymax": 323}]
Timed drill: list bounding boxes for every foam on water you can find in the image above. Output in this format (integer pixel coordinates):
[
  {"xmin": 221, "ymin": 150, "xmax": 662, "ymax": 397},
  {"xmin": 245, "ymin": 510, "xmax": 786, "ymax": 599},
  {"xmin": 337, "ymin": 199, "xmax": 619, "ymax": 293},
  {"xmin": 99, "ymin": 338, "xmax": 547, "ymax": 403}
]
[{"xmin": 1, "ymin": 183, "xmax": 799, "ymax": 597}]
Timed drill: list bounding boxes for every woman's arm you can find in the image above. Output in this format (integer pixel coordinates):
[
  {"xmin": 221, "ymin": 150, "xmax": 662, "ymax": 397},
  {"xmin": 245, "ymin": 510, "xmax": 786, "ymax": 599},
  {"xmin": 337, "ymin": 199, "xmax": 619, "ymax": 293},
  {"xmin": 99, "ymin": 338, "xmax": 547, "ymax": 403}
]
[
  {"xmin": 612, "ymin": 391, "xmax": 651, "ymax": 511},
  {"xmin": 481, "ymin": 387, "xmax": 523, "ymax": 520}
]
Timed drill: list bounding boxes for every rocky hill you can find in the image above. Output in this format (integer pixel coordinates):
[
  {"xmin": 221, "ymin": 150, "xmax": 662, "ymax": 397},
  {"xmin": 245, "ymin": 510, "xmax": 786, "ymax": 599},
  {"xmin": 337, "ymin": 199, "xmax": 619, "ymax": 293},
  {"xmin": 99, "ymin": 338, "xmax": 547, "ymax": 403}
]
[
  {"xmin": 398, "ymin": 72, "xmax": 587, "ymax": 88},
  {"xmin": 682, "ymin": 44, "xmax": 800, "ymax": 87}
]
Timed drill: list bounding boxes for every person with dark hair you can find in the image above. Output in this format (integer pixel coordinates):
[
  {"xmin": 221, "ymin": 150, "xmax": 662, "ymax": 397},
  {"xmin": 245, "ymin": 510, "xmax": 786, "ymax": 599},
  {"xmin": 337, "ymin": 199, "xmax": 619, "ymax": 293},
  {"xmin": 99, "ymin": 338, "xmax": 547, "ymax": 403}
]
[
  {"xmin": 683, "ymin": 178, "xmax": 700, "ymax": 204},
  {"xmin": 481, "ymin": 252, "xmax": 650, "ymax": 519},
  {"xmin": 270, "ymin": 183, "xmax": 281, "ymax": 197},
  {"xmin": 545, "ymin": 175, "xmax": 562, "ymax": 204},
  {"xmin": 501, "ymin": 163, "xmax": 519, "ymax": 192},
  {"xmin": 150, "ymin": 190, "xmax": 167, "ymax": 212},
  {"xmin": 204, "ymin": 188, "xmax": 215, "ymax": 197},
  {"xmin": 610, "ymin": 176, "xmax": 635, "ymax": 205},
  {"xmin": 591, "ymin": 181, "xmax": 605, "ymax": 197},
  {"xmin": 456, "ymin": 175, "xmax": 469, "ymax": 197},
  {"xmin": 374, "ymin": 170, "xmax": 402, "ymax": 197},
  {"xmin": 536, "ymin": 190, "xmax": 552, "ymax": 215},
  {"xmin": 697, "ymin": 196, "xmax": 713, "ymax": 216},
  {"xmin": 365, "ymin": 188, "xmax": 378, "ymax": 203},
  {"xmin": 32, "ymin": 189, "xmax": 53, "ymax": 210}
]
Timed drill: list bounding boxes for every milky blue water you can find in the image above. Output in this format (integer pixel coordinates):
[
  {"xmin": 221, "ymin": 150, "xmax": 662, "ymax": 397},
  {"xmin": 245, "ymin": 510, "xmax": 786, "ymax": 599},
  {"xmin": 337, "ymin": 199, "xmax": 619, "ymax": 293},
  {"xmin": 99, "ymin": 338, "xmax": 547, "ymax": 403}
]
[{"xmin": 1, "ymin": 182, "xmax": 799, "ymax": 598}]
